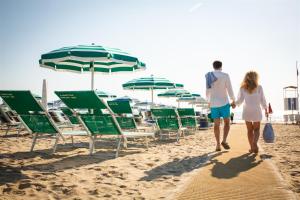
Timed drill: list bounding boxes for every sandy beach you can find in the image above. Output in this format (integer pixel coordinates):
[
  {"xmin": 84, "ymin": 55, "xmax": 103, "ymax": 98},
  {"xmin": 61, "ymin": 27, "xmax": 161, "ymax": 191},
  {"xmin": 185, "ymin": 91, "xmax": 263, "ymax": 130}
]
[
  {"xmin": 259, "ymin": 124, "xmax": 300, "ymax": 196},
  {"xmin": 0, "ymin": 124, "xmax": 299, "ymax": 200}
]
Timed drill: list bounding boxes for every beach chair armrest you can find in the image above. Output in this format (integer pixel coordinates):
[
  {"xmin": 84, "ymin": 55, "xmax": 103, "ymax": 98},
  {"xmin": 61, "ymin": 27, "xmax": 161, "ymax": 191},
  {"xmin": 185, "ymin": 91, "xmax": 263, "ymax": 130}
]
[
  {"xmin": 62, "ymin": 130, "xmax": 88, "ymax": 136},
  {"xmin": 122, "ymin": 131, "xmax": 154, "ymax": 138}
]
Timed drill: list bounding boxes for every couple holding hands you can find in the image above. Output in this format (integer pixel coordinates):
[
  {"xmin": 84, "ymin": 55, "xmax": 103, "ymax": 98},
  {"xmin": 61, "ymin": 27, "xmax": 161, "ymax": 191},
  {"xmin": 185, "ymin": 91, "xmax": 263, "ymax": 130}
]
[{"xmin": 206, "ymin": 60, "xmax": 268, "ymax": 154}]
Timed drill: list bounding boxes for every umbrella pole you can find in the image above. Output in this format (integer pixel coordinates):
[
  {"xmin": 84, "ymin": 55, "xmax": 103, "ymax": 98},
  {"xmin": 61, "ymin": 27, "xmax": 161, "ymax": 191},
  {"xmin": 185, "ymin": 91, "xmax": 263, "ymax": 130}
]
[
  {"xmin": 151, "ymin": 88, "xmax": 154, "ymax": 105},
  {"xmin": 91, "ymin": 61, "xmax": 94, "ymax": 90}
]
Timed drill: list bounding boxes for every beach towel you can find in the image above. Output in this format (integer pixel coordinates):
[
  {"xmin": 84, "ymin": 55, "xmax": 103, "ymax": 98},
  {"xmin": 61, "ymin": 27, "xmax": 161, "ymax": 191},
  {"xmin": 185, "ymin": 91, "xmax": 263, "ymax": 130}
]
[
  {"xmin": 263, "ymin": 122, "xmax": 275, "ymax": 143},
  {"xmin": 205, "ymin": 72, "xmax": 217, "ymax": 89}
]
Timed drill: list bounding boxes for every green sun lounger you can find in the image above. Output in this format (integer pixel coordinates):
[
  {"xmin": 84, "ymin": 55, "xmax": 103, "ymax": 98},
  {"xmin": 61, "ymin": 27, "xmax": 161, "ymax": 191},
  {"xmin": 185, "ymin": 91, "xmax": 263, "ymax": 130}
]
[
  {"xmin": 0, "ymin": 90, "xmax": 88, "ymax": 153},
  {"xmin": 60, "ymin": 107, "xmax": 80, "ymax": 125},
  {"xmin": 107, "ymin": 100, "xmax": 147, "ymax": 132},
  {"xmin": 177, "ymin": 108, "xmax": 197, "ymax": 131},
  {"xmin": 55, "ymin": 90, "xmax": 155, "ymax": 157},
  {"xmin": 0, "ymin": 105, "xmax": 23, "ymax": 136},
  {"xmin": 150, "ymin": 108, "xmax": 186, "ymax": 142}
]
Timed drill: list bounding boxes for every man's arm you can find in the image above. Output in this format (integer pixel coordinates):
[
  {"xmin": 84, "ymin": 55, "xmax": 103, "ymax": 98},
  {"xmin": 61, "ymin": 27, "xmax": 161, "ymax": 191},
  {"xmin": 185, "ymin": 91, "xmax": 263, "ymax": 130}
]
[
  {"xmin": 206, "ymin": 88, "xmax": 211, "ymax": 103},
  {"xmin": 226, "ymin": 74, "xmax": 236, "ymax": 105}
]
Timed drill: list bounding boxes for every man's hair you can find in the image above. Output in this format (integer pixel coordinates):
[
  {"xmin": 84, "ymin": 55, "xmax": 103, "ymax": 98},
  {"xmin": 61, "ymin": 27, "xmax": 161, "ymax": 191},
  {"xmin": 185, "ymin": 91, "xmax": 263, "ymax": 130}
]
[{"xmin": 213, "ymin": 61, "xmax": 222, "ymax": 69}]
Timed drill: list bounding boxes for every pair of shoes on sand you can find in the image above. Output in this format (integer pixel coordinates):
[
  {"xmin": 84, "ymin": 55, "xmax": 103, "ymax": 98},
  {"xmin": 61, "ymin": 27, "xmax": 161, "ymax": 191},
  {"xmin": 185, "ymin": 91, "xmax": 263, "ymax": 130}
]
[{"xmin": 216, "ymin": 142, "xmax": 230, "ymax": 151}]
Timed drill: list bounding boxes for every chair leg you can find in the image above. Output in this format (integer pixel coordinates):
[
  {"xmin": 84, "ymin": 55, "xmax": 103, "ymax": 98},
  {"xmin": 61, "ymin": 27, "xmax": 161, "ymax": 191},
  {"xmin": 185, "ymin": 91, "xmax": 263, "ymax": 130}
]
[
  {"xmin": 71, "ymin": 136, "xmax": 74, "ymax": 147},
  {"xmin": 30, "ymin": 133, "xmax": 38, "ymax": 152},
  {"xmin": 5, "ymin": 125, "xmax": 10, "ymax": 136},
  {"xmin": 52, "ymin": 135, "xmax": 60, "ymax": 154},
  {"xmin": 159, "ymin": 131, "xmax": 163, "ymax": 140},
  {"xmin": 176, "ymin": 131, "xmax": 180, "ymax": 143},
  {"xmin": 89, "ymin": 136, "xmax": 94, "ymax": 155},
  {"xmin": 16, "ymin": 127, "xmax": 21, "ymax": 137},
  {"xmin": 93, "ymin": 135, "xmax": 96, "ymax": 151},
  {"xmin": 145, "ymin": 137, "xmax": 149, "ymax": 150},
  {"xmin": 115, "ymin": 137, "xmax": 122, "ymax": 158},
  {"xmin": 123, "ymin": 137, "xmax": 128, "ymax": 149}
]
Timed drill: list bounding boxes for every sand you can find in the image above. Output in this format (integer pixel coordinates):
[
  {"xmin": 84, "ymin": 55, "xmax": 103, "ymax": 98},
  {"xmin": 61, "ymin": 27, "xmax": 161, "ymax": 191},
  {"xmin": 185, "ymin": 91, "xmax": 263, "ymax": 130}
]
[
  {"xmin": 259, "ymin": 124, "xmax": 300, "ymax": 196},
  {"xmin": 0, "ymin": 124, "xmax": 299, "ymax": 199}
]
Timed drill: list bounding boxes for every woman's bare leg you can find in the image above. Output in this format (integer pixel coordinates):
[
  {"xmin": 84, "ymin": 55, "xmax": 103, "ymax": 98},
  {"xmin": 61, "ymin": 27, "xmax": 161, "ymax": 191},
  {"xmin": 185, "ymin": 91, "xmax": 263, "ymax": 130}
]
[
  {"xmin": 252, "ymin": 122, "xmax": 261, "ymax": 153},
  {"xmin": 245, "ymin": 121, "xmax": 254, "ymax": 152}
]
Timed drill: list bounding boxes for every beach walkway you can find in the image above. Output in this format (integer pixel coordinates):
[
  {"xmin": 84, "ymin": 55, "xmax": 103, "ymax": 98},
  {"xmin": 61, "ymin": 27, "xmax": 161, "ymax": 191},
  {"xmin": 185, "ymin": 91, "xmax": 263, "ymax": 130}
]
[{"xmin": 175, "ymin": 125, "xmax": 297, "ymax": 200}]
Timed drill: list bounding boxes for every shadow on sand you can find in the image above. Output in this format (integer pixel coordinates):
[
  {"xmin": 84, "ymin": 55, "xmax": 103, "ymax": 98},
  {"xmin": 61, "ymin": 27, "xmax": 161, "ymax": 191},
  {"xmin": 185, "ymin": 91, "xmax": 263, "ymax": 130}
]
[
  {"xmin": 0, "ymin": 139, "xmax": 147, "ymax": 185},
  {"xmin": 211, "ymin": 153, "xmax": 263, "ymax": 179},
  {"xmin": 140, "ymin": 151, "xmax": 227, "ymax": 181}
]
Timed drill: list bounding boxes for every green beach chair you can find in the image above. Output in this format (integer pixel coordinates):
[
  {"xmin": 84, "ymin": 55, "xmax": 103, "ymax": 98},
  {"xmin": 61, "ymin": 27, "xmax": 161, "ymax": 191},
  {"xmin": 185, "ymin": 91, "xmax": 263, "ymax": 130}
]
[
  {"xmin": 55, "ymin": 91, "xmax": 155, "ymax": 157},
  {"xmin": 107, "ymin": 100, "xmax": 147, "ymax": 132},
  {"xmin": 177, "ymin": 108, "xmax": 197, "ymax": 131},
  {"xmin": 0, "ymin": 105, "xmax": 23, "ymax": 136},
  {"xmin": 0, "ymin": 90, "xmax": 88, "ymax": 153},
  {"xmin": 60, "ymin": 107, "xmax": 81, "ymax": 125},
  {"xmin": 151, "ymin": 108, "xmax": 186, "ymax": 142}
]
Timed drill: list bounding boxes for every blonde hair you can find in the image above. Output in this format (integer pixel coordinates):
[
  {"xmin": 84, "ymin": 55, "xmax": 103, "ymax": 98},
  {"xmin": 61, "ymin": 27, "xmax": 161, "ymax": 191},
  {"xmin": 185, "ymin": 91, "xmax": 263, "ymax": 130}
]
[{"xmin": 241, "ymin": 71, "xmax": 259, "ymax": 93}]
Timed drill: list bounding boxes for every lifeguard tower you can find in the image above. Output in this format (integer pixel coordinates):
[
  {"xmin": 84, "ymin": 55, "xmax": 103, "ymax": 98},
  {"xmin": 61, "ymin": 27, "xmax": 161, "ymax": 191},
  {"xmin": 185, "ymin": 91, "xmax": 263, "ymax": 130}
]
[{"xmin": 283, "ymin": 86, "xmax": 299, "ymax": 124}]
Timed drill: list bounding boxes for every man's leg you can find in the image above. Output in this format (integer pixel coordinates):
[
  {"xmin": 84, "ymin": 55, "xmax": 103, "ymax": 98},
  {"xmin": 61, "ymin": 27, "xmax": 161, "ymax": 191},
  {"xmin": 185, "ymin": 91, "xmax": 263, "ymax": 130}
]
[
  {"xmin": 214, "ymin": 118, "xmax": 221, "ymax": 150},
  {"xmin": 220, "ymin": 104, "xmax": 231, "ymax": 149},
  {"xmin": 222, "ymin": 117, "xmax": 230, "ymax": 143}
]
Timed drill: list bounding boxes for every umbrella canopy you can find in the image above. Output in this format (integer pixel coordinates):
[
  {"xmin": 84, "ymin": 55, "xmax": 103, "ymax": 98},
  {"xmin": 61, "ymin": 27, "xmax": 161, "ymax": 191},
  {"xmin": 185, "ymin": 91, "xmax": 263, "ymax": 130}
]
[
  {"xmin": 123, "ymin": 76, "xmax": 183, "ymax": 90},
  {"xmin": 95, "ymin": 90, "xmax": 116, "ymax": 98},
  {"xmin": 176, "ymin": 96, "xmax": 198, "ymax": 102},
  {"xmin": 39, "ymin": 44, "xmax": 146, "ymax": 89},
  {"xmin": 158, "ymin": 89, "xmax": 200, "ymax": 107},
  {"xmin": 188, "ymin": 97, "xmax": 209, "ymax": 108},
  {"xmin": 122, "ymin": 75, "xmax": 183, "ymax": 104},
  {"xmin": 157, "ymin": 89, "xmax": 190, "ymax": 97}
]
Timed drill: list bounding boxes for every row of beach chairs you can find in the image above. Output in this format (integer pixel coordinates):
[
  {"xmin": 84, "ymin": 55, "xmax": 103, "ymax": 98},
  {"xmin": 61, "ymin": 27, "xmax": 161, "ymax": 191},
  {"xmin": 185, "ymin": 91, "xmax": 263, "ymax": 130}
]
[{"xmin": 0, "ymin": 90, "xmax": 202, "ymax": 157}]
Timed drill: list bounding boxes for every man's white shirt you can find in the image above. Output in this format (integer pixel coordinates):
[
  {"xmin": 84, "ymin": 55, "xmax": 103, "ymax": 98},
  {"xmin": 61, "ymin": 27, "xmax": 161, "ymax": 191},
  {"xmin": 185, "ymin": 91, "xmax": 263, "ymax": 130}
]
[{"xmin": 206, "ymin": 69, "xmax": 235, "ymax": 108}]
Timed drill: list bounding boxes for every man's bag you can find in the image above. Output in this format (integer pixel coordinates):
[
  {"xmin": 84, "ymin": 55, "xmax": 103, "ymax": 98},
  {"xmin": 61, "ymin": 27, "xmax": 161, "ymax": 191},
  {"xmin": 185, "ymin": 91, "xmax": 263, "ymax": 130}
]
[{"xmin": 263, "ymin": 123, "xmax": 275, "ymax": 143}]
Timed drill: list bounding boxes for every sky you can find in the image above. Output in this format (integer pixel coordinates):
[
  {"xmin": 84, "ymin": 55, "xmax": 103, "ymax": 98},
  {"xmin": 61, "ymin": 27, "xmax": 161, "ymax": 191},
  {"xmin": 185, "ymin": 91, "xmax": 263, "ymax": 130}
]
[{"xmin": 0, "ymin": 0, "xmax": 299, "ymax": 116}]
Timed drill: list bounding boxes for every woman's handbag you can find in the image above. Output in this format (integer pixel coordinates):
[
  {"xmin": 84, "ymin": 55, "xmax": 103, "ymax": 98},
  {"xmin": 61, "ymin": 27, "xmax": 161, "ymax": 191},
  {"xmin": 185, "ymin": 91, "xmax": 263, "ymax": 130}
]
[{"xmin": 263, "ymin": 122, "xmax": 275, "ymax": 143}]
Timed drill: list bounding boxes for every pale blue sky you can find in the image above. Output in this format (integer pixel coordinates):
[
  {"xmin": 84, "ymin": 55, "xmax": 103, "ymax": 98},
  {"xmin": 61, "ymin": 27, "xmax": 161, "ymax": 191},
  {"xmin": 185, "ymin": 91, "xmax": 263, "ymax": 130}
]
[{"xmin": 0, "ymin": 0, "xmax": 299, "ymax": 114}]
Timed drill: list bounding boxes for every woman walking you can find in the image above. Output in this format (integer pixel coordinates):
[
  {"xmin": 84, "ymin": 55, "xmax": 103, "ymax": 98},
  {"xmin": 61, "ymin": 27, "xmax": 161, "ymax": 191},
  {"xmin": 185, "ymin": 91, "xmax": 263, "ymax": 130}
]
[{"xmin": 235, "ymin": 71, "xmax": 268, "ymax": 154}]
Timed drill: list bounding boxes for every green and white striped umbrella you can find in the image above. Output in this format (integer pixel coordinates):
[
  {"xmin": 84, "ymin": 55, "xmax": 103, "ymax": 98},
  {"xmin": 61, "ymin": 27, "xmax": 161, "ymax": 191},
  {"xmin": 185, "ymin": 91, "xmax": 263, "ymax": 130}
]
[
  {"xmin": 122, "ymin": 75, "xmax": 184, "ymax": 104},
  {"xmin": 157, "ymin": 89, "xmax": 191, "ymax": 98},
  {"xmin": 188, "ymin": 97, "xmax": 209, "ymax": 108},
  {"xmin": 39, "ymin": 44, "xmax": 146, "ymax": 89},
  {"xmin": 158, "ymin": 89, "xmax": 200, "ymax": 107},
  {"xmin": 95, "ymin": 90, "xmax": 116, "ymax": 98}
]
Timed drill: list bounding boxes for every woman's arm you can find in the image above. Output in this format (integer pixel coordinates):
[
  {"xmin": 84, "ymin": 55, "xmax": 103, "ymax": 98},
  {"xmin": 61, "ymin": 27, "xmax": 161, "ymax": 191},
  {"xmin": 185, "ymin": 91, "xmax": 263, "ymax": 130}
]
[
  {"xmin": 235, "ymin": 88, "xmax": 244, "ymax": 106},
  {"xmin": 259, "ymin": 85, "xmax": 268, "ymax": 110}
]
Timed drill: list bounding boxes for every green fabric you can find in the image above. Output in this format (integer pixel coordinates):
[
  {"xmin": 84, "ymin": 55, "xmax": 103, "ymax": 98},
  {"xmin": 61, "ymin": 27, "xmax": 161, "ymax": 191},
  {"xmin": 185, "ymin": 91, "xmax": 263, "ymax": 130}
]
[
  {"xmin": 158, "ymin": 89, "xmax": 190, "ymax": 97},
  {"xmin": 39, "ymin": 44, "xmax": 146, "ymax": 73},
  {"xmin": 60, "ymin": 108, "xmax": 80, "ymax": 125},
  {"xmin": 0, "ymin": 90, "xmax": 56, "ymax": 134},
  {"xmin": 21, "ymin": 115, "xmax": 57, "ymax": 134},
  {"xmin": 0, "ymin": 90, "xmax": 43, "ymax": 115},
  {"xmin": 180, "ymin": 117, "xmax": 196, "ymax": 128},
  {"xmin": 95, "ymin": 91, "xmax": 116, "ymax": 98},
  {"xmin": 177, "ymin": 108, "xmax": 196, "ymax": 128},
  {"xmin": 151, "ymin": 108, "xmax": 177, "ymax": 118},
  {"xmin": 116, "ymin": 117, "xmax": 136, "ymax": 130},
  {"xmin": 80, "ymin": 115, "xmax": 120, "ymax": 135},
  {"xmin": 151, "ymin": 108, "xmax": 179, "ymax": 131},
  {"xmin": 157, "ymin": 118, "xmax": 179, "ymax": 130},
  {"xmin": 56, "ymin": 91, "xmax": 122, "ymax": 135},
  {"xmin": 107, "ymin": 101, "xmax": 132, "ymax": 114},
  {"xmin": 177, "ymin": 108, "xmax": 195, "ymax": 116},
  {"xmin": 123, "ymin": 76, "xmax": 184, "ymax": 90},
  {"xmin": 55, "ymin": 91, "xmax": 107, "ymax": 110}
]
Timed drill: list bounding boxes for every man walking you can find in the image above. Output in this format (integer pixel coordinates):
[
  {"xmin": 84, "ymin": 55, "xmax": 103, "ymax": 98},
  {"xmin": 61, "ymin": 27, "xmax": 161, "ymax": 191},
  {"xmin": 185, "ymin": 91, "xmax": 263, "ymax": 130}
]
[{"xmin": 206, "ymin": 61, "xmax": 235, "ymax": 151}]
